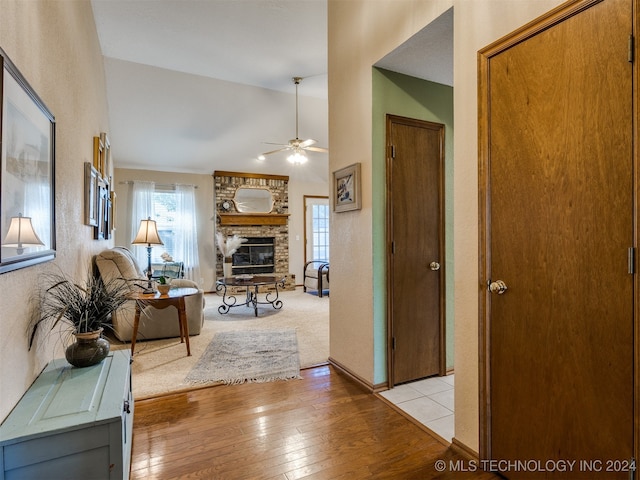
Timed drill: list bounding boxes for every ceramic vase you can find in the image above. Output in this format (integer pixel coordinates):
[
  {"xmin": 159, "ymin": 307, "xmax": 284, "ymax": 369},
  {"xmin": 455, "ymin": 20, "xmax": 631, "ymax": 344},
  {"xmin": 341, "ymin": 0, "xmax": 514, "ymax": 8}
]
[
  {"xmin": 223, "ymin": 259, "xmax": 233, "ymax": 278},
  {"xmin": 65, "ymin": 328, "xmax": 110, "ymax": 368}
]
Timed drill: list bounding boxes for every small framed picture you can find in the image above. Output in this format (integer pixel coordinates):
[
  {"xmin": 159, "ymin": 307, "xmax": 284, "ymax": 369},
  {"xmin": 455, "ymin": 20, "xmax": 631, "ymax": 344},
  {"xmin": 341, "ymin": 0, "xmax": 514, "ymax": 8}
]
[
  {"xmin": 333, "ymin": 162, "xmax": 361, "ymax": 212},
  {"xmin": 84, "ymin": 162, "xmax": 99, "ymax": 227}
]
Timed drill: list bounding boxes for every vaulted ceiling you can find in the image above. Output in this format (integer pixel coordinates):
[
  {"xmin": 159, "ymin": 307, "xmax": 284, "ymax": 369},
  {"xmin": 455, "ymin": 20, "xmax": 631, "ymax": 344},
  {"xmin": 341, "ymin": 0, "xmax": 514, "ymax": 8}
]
[{"xmin": 91, "ymin": 1, "xmax": 452, "ymax": 183}]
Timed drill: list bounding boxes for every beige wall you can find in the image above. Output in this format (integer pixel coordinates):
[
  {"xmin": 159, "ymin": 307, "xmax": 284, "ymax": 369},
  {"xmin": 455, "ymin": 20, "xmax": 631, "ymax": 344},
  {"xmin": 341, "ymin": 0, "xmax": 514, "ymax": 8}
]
[
  {"xmin": 0, "ymin": 0, "xmax": 112, "ymax": 421},
  {"xmin": 113, "ymin": 169, "xmax": 328, "ymax": 291},
  {"xmin": 287, "ymin": 179, "xmax": 330, "ymax": 282},
  {"xmin": 328, "ymin": 0, "xmax": 564, "ymax": 452}
]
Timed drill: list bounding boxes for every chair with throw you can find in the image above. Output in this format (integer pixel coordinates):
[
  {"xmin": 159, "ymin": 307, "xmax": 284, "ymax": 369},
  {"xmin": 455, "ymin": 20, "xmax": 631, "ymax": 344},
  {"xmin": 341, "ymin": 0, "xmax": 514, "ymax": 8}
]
[
  {"xmin": 94, "ymin": 246, "xmax": 205, "ymax": 342},
  {"xmin": 303, "ymin": 260, "xmax": 329, "ymax": 297}
]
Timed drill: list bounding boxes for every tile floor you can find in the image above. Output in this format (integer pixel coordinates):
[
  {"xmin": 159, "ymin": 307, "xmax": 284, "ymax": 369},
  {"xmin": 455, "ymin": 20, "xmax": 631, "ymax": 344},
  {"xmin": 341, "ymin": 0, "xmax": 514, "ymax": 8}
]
[{"xmin": 379, "ymin": 374, "xmax": 454, "ymax": 442}]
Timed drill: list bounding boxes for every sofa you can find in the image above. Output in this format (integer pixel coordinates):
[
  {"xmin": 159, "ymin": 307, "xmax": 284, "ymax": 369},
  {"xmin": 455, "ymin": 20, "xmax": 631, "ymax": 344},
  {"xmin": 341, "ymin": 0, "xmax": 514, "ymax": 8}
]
[
  {"xmin": 94, "ymin": 247, "xmax": 205, "ymax": 342},
  {"xmin": 303, "ymin": 260, "xmax": 329, "ymax": 297}
]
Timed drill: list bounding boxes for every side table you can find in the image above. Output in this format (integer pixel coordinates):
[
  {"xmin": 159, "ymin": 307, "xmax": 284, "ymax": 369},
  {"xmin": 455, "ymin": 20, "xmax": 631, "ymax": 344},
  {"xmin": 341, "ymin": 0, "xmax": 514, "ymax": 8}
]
[{"xmin": 129, "ymin": 287, "xmax": 198, "ymax": 357}]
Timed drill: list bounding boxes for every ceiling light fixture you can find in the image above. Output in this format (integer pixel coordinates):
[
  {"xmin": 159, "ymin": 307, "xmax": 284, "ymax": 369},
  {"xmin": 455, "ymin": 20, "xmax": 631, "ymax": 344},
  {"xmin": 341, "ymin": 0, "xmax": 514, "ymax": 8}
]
[
  {"xmin": 260, "ymin": 76, "xmax": 328, "ymax": 162},
  {"xmin": 287, "ymin": 148, "xmax": 308, "ymax": 165}
]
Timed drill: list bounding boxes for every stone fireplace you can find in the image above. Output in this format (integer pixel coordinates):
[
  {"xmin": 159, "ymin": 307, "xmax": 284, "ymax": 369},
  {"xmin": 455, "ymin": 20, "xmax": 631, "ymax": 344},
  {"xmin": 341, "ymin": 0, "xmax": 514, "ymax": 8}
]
[{"xmin": 214, "ymin": 171, "xmax": 295, "ymax": 290}]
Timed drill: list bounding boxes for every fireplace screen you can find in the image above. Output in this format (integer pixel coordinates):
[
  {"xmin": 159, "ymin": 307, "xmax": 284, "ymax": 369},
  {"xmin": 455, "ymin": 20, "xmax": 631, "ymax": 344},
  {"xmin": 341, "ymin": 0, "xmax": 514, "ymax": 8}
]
[{"xmin": 232, "ymin": 237, "xmax": 275, "ymax": 274}]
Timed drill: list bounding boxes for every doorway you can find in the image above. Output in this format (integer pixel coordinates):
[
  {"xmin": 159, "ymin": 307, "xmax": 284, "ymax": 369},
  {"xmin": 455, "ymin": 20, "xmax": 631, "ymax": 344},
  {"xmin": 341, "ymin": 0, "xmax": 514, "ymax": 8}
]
[
  {"xmin": 303, "ymin": 195, "xmax": 329, "ymax": 265},
  {"xmin": 386, "ymin": 114, "xmax": 445, "ymax": 386},
  {"xmin": 479, "ymin": 0, "xmax": 635, "ymax": 475}
]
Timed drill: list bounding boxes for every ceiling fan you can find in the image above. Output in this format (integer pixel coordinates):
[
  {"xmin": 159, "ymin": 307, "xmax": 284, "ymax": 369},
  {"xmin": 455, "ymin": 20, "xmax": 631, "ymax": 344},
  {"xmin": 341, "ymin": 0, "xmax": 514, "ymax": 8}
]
[{"xmin": 259, "ymin": 76, "xmax": 328, "ymax": 165}]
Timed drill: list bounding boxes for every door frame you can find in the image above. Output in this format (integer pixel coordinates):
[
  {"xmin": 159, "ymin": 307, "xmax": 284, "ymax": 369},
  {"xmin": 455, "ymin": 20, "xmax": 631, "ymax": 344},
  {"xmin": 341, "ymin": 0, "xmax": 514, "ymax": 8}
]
[
  {"xmin": 386, "ymin": 114, "xmax": 446, "ymax": 386},
  {"xmin": 303, "ymin": 195, "xmax": 329, "ymax": 266},
  {"xmin": 478, "ymin": 0, "xmax": 640, "ymax": 462}
]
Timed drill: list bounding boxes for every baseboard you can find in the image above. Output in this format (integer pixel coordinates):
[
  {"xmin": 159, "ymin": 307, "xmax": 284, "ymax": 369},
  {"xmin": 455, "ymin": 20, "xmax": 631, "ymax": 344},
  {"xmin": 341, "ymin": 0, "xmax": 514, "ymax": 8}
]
[
  {"xmin": 450, "ymin": 437, "xmax": 479, "ymax": 461},
  {"xmin": 328, "ymin": 357, "xmax": 378, "ymax": 393}
]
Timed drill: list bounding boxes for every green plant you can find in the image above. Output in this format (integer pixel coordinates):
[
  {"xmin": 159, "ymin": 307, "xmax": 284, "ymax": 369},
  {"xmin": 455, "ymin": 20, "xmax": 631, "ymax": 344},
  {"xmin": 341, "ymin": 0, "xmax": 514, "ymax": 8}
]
[
  {"xmin": 29, "ymin": 271, "xmax": 132, "ymax": 349},
  {"xmin": 158, "ymin": 276, "xmax": 167, "ymax": 285}
]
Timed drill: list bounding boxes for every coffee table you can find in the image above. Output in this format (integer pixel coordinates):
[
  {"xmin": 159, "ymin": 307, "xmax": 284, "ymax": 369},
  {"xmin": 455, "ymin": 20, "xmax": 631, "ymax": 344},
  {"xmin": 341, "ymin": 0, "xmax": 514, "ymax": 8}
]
[
  {"xmin": 216, "ymin": 275, "xmax": 285, "ymax": 317},
  {"xmin": 129, "ymin": 287, "xmax": 199, "ymax": 357}
]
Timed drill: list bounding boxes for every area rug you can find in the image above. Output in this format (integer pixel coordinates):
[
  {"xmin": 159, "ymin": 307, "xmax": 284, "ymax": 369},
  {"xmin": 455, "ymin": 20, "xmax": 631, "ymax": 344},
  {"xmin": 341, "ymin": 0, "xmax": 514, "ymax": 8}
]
[
  {"xmin": 185, "ymin": 329, "xmax": 301, "ymax": 385},
  {"xmin": 111, "ymin": 288, "xmax": 328, "ymax": 398}
]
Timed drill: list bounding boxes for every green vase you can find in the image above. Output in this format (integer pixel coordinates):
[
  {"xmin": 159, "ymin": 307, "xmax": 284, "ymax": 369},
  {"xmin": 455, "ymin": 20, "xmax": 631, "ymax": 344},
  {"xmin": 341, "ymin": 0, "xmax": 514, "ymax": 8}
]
[{"xmin": 65, "ymin": 329, "xmax": 110, "ymax": 368}]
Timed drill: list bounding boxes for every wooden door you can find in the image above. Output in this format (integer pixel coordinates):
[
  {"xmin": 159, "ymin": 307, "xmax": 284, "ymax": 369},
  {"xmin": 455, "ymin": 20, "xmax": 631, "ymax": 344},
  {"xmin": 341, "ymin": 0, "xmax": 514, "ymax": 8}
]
[
  {"xmin": 387, "ymin": 115, "xmax": 445, "ymax": 385},
  {"xmin": 479, "ymin": 1, "xmax": 634, "ymax": 477}
]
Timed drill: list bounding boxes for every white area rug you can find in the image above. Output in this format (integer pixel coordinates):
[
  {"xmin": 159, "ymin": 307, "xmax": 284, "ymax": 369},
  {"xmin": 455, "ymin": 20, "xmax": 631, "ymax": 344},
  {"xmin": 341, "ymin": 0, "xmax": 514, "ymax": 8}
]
[
  {"xmin": 185, "ymin": 329, "xmax": 301, "ymax": 385},
  {"xmin": 111, "ymin": 288, "xmax": 329, "ymax": 398}
]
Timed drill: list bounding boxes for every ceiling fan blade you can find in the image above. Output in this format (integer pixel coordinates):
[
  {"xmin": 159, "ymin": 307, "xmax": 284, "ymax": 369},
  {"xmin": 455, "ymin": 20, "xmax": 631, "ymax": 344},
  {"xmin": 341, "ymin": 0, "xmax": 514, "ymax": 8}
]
[
  {"xmin": 305, "ymin": 146, "xmax": 329, "ymax": 153},
  {"xmin": 261, "ymin": 147, "xmax": 290, "ymax": 156},
  {"xmin": 262, "ymin": 142, "xmax": 289, "ymax": 146},
  {"xmin": 299, "ymin": 139, "xmax": 317, "ymax": 148}
]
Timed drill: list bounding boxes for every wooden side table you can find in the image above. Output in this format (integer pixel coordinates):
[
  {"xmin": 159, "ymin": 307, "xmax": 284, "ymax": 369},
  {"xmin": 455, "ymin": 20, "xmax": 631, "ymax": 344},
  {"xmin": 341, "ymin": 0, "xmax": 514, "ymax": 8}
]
[{"xmin": 129, "ymin": 287, "xmax": 198, "ymax": 357}]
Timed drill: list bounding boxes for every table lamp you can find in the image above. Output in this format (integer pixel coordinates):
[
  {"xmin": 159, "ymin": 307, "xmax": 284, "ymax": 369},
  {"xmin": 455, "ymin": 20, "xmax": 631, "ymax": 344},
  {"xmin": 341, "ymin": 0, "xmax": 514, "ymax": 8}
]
[
  {"xmin": 132, "ymin": 217, "xmax": 163, "ymax": 293},
  {"xmin": 2, "ymin": 213, "xmax": 44, "ymax": 254}
]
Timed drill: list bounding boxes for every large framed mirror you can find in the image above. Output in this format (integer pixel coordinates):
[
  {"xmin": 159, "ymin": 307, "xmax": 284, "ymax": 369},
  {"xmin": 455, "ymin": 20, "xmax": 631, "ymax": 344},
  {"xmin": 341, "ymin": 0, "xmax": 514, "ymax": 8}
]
[
  {"xmin": 0, "ymin": 48, "xmax": 56, "ymax": 274},
  {"xmin": 234, "ymin": 187, "xmax": 273, "ymax": 213}
]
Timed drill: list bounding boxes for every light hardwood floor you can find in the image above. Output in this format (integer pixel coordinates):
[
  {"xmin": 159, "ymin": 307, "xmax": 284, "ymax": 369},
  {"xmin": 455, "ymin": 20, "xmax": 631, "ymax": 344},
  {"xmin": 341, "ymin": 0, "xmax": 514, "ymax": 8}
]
[{"xmin": 131, "ymin": 365, "xmax": 498, "ymax": 479}]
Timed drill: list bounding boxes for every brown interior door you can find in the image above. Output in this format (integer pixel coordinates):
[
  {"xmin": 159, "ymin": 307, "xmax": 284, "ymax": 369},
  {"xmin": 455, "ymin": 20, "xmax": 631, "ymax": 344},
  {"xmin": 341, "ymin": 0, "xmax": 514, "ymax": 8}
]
[
  {"xmin": 480, "ymin": 1, "xmax": 634, "ymax": 477},
  {"xmin": 387, "ymin": 115, "xmax": 445, "ymax": 385}
]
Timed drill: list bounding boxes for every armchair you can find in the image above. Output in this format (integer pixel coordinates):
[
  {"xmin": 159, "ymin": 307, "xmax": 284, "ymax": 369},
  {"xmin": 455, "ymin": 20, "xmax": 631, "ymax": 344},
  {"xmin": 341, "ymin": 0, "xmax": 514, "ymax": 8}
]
[
  {"xmin": 303, "ymin": 260, "xmax": 330, "ymax": 297},
  {"xmin": 94, "ymin": 247, "xmax": 205, "ymax": 342}
]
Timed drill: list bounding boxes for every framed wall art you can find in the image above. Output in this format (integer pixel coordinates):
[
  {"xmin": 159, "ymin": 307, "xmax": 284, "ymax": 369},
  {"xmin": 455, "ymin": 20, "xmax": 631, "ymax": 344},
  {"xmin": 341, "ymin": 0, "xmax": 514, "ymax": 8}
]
[
  {"xmin": 333, "ymin": 162, "xmax": 361, "ymax": 213},
  {"xmin": 84, "ymin": 162, "xmax": 99, "ymax": 227},
  {"xmin": 0, "ymin": 47, "xmax": 56, "ymax": 274}
]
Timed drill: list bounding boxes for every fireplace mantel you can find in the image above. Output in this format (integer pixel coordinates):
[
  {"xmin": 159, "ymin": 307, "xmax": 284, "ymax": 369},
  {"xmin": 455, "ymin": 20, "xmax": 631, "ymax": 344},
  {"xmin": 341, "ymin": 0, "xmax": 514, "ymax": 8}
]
[{"xmin": 218, "ymin": 213, "xmax": 289, "ymax": 226}]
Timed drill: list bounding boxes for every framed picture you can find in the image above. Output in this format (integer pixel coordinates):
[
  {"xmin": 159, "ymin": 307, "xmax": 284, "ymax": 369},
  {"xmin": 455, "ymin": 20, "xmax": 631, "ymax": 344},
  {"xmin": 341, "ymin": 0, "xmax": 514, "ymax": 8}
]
[
  {"xmin": 0, "ymin": 47, "xmax": 56, "ymax": 274},
  {"xmin": 93, "ymin": 134, "xmax": 104, "ymax": 177},
  {"xmin": 333, "ymin": 162, "xmax": 361, "ymax": 212},
  {"xmin": 94, "ymin": 176, "xmax": 109, "ymax": 240},
  {"xmin": 84, "ymin": 162, "xmax": 99, "ymax": 226}
]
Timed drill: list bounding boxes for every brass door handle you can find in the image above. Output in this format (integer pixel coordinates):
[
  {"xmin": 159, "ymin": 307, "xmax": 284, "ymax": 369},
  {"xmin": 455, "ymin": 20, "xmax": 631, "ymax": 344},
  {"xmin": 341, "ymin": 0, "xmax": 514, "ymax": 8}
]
[
  {"xmin": 429, "ymin": 262, "xmax": 440, "ymax": 271},
  {"xmin": 489, "ymin": 280, "xmax": 508, "ymax": 294}
]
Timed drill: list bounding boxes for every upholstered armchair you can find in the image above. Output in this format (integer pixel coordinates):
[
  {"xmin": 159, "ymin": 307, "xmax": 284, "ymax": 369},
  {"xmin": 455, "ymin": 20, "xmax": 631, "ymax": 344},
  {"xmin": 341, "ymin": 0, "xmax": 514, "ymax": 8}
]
[
  {"xmin": 303, "ymin": 260, "xmax": 329, "ymax": 297},
  {"xmin": 94, "ymin": 247, "xmax": 205, "ymax": 342}
]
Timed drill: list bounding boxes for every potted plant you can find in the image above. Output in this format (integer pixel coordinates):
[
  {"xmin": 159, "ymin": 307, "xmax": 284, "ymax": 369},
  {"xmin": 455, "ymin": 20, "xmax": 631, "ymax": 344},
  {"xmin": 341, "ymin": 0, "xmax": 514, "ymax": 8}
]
[
  {"xmin": 216, "ymin": 233, "xmax": 247, "ymax": 278},
  {"xmin": 157, "ymin": 276, "xmax": 171, "ymax": 295},
  {"xmin": 29, "ymin": 270, "xmax": 132, "ymax": 368}
]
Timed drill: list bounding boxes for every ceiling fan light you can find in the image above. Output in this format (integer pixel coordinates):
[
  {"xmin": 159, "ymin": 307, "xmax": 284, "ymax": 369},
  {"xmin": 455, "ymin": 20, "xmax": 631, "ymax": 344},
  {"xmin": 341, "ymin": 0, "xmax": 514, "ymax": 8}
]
[
  {"xmin": 257, "ymin": 155, "xmax": 266, "ymax": 161},
  {"xmin": 287, "ymin": 150, "xmax": 308, "ymax": 165}
]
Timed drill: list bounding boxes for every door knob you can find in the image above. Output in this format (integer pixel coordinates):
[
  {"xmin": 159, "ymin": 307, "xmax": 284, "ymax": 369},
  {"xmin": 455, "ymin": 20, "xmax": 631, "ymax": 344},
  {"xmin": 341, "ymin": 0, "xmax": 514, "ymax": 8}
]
[
  {"xmin": 429, "ymin": 262, "xmax": 440, "ymax": 271},
  {"xmin": 489, "ymin": 280, "xmax": 508, "ymax": 294}
]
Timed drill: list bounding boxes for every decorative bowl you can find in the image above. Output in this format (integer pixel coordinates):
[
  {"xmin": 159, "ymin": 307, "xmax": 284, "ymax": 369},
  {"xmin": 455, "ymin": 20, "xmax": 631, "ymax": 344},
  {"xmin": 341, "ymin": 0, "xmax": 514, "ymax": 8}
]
[{"xmin": 157, "ymin": 285, "xmax": 171, "ymax": 295}]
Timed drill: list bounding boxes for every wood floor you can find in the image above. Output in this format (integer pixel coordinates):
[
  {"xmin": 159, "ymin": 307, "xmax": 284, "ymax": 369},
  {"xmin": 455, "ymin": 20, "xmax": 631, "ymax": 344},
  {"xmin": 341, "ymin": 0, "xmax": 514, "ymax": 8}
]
[{"xmin": 131, "ymin": 365, "xmax": 499, "ymax": 479}]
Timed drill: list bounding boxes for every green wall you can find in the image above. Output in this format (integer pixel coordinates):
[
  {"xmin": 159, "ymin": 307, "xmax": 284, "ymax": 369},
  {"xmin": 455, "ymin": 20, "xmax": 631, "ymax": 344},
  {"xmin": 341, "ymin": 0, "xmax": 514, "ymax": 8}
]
[{"xmin": 372, "ymin": 68, "xmax": 454, "ymax": 384}]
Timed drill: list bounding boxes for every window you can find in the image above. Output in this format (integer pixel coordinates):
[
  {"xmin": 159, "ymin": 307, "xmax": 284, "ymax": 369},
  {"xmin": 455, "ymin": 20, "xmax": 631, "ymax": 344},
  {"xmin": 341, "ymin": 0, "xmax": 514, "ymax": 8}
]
[
  {"xmin": 311, "ymin": 204, "xmax": 330, "ymax": 261},
  {"xmin": 130, "ymin": 182, "xmax": 200, "ymax": 282},
  {"xmin": 152, "ymin": 189, "xmax": 177, "ymax": 263},
  {"xmin": 305, "ymin": 196, "xmax": 329, "ymax": 262}
]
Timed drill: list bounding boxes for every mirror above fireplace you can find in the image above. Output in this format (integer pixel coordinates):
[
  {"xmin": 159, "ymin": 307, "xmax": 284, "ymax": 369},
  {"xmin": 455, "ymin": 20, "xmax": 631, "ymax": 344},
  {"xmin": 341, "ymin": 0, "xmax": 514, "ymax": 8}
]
[{"xmin": 234, "ymin": 187, "xmax": 273, "ymax": 213}]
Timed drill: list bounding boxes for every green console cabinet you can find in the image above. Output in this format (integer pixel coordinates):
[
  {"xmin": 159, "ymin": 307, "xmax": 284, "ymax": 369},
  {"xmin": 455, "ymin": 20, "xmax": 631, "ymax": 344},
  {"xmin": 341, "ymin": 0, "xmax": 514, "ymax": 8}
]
[{"xmin": 0, "ymin": 350, "xmax": 133, "ymax": 480}]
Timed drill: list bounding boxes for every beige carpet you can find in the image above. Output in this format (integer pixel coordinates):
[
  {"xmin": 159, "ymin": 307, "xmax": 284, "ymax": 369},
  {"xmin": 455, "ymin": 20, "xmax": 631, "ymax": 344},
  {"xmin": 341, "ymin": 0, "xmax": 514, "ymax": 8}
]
[{"xmin": 111, "ymin": 288, "xmax": 329, "ymax": 399}]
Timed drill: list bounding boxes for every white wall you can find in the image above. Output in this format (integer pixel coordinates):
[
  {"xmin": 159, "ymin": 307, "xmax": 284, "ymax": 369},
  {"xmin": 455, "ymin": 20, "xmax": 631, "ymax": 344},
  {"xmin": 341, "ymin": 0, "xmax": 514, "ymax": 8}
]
[{"xmin": 0, "ymin": 0, "xmax": 112, "ymax": 421}]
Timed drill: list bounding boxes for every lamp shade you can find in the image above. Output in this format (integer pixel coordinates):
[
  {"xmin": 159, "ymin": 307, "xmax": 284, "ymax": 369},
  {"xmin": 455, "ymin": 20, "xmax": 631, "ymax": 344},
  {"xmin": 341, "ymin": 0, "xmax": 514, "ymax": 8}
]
[
  {"xmin": 131, "ymin": 217, "xmax": 163, "ymax": 246},
  {"xmin": 2, "ymin": 214, "xmax": 44, "ymax": 253}
]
